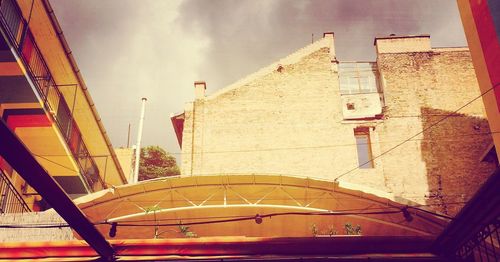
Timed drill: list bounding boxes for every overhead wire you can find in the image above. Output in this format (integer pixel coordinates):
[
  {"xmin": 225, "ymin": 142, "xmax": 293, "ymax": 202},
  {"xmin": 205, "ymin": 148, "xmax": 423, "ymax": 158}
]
[
  {"xmin": 0, "ymin": 200, "xmax": 462, "ymax": 229},
  {"xmin": 30, "ymin": 130, "xmax": 499, "ymax": 157},
  {"xmin": 0, "ymin": 208, "xmax": 413, "ymax": 229},
  {"xmin": 2, "ymin": 84, "xmax": 496, "ymax": 231},
  {"xmin": 0, "ymin": 198, "xmax": 461, "ymax": 231},
  {"xmin": 333, "ymin": 82, "xmax": 500, "ymax": 181},
  {"xmin": 114, "ymin": 210, "xmax": 405, "ymax": 227},
  {"xmin": 107, "ymin": 204, "xmax": 456, "ymax": 224}
]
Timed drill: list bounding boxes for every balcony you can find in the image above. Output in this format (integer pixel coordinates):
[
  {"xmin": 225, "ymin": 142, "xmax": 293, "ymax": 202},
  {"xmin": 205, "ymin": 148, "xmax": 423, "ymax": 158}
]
[
  {"xmin": 0, "ymin": 0, "xmax": 104, "ymax": 192},
  {"xmin": 338, "ymin": 62, "xmax": 384, "ymax": 120},
  {"xmin": 0, "ymin": 168, "xmax": 30, "ymax": 213}
]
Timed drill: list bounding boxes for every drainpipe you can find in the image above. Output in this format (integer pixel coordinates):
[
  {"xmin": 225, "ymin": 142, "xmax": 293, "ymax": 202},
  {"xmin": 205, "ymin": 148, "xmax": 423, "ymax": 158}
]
[{"xmin": 133, "ymin": 98, "xmax": 147, "ymax": 183}]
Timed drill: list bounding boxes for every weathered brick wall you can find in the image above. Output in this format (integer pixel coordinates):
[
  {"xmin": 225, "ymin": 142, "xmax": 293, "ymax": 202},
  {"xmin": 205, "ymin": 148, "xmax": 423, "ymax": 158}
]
[
  {"xmin": 376, "ymin": 47, "xmax": 495, "ymax": 215},
  {"xmin": 0, "ymin": 210, "xmax": 75, "ymax": 242},
  {"xmin": 180, "ymin": 35, "xmax": 495, "ymax": 215},
  {"xmin": 182, "ymin": 35, "xmax": 387, "ymax": 190}
]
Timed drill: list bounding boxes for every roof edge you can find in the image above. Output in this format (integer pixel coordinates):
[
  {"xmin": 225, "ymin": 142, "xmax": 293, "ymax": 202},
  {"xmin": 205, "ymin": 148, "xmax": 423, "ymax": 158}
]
[
  {"xmin": 373, "ymin": 34, "xmax": 431, "ymax": 45},
  {"xmin": 42, "ymin": 0, "xmax": 127, "ymax": 185},
  {"xmin": 170, "ymin": 112, "xmax": 184, "ymax": 148},
  {"xmin": 206, "ymin": 35, "xmax": 333, "ymax": 100}
]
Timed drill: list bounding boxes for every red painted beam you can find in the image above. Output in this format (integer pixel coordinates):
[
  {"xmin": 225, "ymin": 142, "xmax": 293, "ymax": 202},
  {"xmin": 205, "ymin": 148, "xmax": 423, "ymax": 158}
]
[
  {"xmin": 0, "ymin": 236, "xmax": 440, "ymax": 261},
  {"xmin": 466, "ymin": 0, "xmax": 500, "ymax": 111}
]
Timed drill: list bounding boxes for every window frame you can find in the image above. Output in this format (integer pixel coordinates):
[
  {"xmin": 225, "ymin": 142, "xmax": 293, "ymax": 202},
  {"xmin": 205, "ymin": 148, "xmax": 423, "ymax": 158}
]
[
  {"xmin": 354, "ymin": 128, "xmax": 374, "ymax": 169},
  {"xmin": 339, "ymin": 62, "xmax": 380, "ymax": 95}
]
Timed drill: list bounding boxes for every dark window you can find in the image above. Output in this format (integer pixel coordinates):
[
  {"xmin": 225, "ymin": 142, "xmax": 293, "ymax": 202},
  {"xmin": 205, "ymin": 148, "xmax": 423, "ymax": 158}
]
[{"xmin": 355, "ymin": 129, "xmax": 374, "ymax": 169}]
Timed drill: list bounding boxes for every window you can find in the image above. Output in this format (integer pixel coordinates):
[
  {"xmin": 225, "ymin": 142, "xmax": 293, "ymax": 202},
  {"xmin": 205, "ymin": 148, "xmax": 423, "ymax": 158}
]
[
  {"xmin": 354, "ymin": 128, "xmax": 374, "ymax": 169},
  {"xmin": 339, "ymin": 62, "xmax": 379, "ymax": 95}
]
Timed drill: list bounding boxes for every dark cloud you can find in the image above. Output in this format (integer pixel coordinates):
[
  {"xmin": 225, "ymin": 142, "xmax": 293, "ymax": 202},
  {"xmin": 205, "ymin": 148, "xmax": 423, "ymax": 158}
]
[
  {"xmin": 179, "ymin": 0, "xmax": 466, "ymax": 91},
  {"xmin": 51, "ymin": 0, "xmax": 206, "ymax": 157}
]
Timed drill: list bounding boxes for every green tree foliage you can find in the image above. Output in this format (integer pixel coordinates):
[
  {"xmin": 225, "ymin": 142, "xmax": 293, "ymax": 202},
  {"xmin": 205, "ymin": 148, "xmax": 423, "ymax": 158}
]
[{"xmin": 139, "ymin": 146, "xmax": 180, "ymax": 181}]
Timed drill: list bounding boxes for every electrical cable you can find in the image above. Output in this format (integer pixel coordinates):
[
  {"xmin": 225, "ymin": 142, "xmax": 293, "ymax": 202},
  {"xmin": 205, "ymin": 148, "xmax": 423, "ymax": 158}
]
[
  {"xmin": 113, "ymin": 210, "xmax": 405, "ymax": 227},
  {"xmin": 406, "ymin": 205, "xmax": 453, "ymax": 219},
  {"xmin": 0, "ymin": 206, "xmax": 451, "ymax": 229},
  {"xmin": 3, "ymin": 84, "xmax": 495, "ymax": 230},
  {"xmin": 30, "ymin": 130, "xmax": 499, "ymax": 157},
  {"xmin": 106, "ymin": 206, "xmax": 405, "ymax": 223},
  {"xmin": 170, "ymin": 130, "xmax": 499, "ymax": 155},
  {"xmin": 0, "ymin": 209, "xmax": 404, "ymax": 229},
  {"xmin": 333, "ymin": 82, "xmax": 500, "ymax": 181},
  {"xmin": 31, "ymin": 153, "xmax": 77, "ymax": 172}
]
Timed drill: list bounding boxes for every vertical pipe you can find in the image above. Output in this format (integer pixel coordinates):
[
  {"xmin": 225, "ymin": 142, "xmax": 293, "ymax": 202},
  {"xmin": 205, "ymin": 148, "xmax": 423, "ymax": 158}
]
[
  {"xmin": 133, "ymin": 98, "xmax": 147, "ymax": 183},
  {"xmin": 127, "ymin": 123, "xmax": 131, "ymax": 148}
]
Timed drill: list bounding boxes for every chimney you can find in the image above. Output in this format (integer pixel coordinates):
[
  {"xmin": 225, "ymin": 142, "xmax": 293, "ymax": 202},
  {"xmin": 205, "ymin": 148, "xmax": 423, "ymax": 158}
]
[
  {"xmin": 194, "ymin": 81, "xmax": 206, "ymax": 100},
  {"xmin": 374, "ymin": 34, "xmax": 431, "ymax": 54},
  {"xmin": 323, "ymin": 32, "xmax": 334, "ymax": 38},
  {"xmin": 323, "ymin": 32, "xmax": 337, "ymax": 63}
]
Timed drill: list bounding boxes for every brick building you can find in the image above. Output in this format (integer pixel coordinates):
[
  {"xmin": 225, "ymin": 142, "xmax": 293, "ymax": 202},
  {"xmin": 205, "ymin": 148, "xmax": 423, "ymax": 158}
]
[{"xmin": 172, "ymin": 33, "xmax": 496, "ymax": 216}]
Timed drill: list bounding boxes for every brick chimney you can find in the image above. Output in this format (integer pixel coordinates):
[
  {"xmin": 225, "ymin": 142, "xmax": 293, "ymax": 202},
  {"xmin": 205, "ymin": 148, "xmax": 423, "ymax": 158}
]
[
  {"xmin": 323, "ymin": 32, "xmax": 334, "ymax": 38},
  {"xmin": 323, "ymin": 32, "xmax": 337, "ymax": 62},
  {"xmin": 374, "ymin": 34, "xmax": 431, "ymax": 54},
  {"xmin": 194, "ymin": 81, "xmax": 206, "ymax": 100}
]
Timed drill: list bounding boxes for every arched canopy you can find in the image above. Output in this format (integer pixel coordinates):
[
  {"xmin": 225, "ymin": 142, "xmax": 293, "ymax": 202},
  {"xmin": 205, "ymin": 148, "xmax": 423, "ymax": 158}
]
[{"xmin": 75, "ymin": 174, "xmax": 449, "ymax": 239}]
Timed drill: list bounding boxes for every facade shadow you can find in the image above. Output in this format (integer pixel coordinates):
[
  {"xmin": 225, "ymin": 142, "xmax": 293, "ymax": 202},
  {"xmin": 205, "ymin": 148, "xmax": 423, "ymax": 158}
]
[{"xmin": 420, "ymin": 107, "xmax": 496, "ymax": 216}]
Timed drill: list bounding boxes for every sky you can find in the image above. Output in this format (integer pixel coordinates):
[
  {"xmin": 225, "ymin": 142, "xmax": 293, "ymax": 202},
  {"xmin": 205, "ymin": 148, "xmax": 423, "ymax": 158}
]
[{"xmin": 50, "ymin": 0, "xmax": 467, "ymax": 160}]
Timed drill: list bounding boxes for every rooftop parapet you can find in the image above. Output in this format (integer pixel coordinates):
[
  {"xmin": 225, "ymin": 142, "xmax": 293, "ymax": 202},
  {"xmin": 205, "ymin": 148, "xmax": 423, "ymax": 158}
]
[{"xmin": 374, "ymin": 34, "xmax": 431, "ymax": 54}]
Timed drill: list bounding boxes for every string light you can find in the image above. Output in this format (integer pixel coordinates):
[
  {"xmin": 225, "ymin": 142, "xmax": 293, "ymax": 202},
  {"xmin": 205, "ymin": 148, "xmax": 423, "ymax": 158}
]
[
  {"xmin": 0, "ymin": 208, "xmax": 427, "ymax": 229},
  {"xmin": 402, "ymin": 207, "xmax": 413, "ymax": 222},
  {"xmin": 108, "ymin": 222, "xmax": 117, "ymax": 238},
  {"xmin": 254, "ymin": 214, "xmax": 263, "ymax": 224}
]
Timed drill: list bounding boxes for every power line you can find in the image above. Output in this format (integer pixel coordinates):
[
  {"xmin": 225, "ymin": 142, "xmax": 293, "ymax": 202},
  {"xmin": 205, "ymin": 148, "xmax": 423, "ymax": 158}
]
[
  {"xmin": 0, "ymin": 209, "xmax": 409, "ymax": 229},
  {"xmin": 115, "ymin": 210, "xmax": 406, "ymax": 227},
  {"xmin": 34, "ymin": 130, "xmax": 495, "ymax": 157},
  {"xmin": 0, "ymin": 207, "xmax": 402, "ymax": 226},
  {"xmin": 0, "ymin": 202, "xmax": 455, "ymax": 229},
  {"xmin": 31, "ymin": 153, "xmax": 77, "ymax": 172},
  {"xmin": 168, "ymin": 131, "xmax": 498, "ymax": 155},
  {"xmin": 108, "ymin": 205, "xmax": 456, "ymax": 224},
  {"xmin": 333, "ymin": 83, "xmax": 500, "ymax": 182}
]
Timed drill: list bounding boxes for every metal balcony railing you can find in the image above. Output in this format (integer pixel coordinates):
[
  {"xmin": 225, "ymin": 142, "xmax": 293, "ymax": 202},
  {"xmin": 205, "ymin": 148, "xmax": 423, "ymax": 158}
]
[
  {"xmin": 455, "ymin": 218, "xmax": 500, "ymax": 261},
  {"xmin": 0, "ymin": 0, "xmax": 104, "ymax": 192},
  {"xmin": 0, "ymin": 169, "xmax": 30, "ymax": 213}
]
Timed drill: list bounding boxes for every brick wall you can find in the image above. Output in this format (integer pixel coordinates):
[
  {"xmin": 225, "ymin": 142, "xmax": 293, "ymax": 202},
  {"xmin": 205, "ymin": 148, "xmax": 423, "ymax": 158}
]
[
  {"xmin": 376, "ymin": 45, "xmax": 495, "ymax": 215},
  {"xmin": 179, "ymin": 35, "xmax": 495, "ymax": 215},
  {"xmin": 0, "ymin": 210, "xmax": 75, "ymax": 242}
]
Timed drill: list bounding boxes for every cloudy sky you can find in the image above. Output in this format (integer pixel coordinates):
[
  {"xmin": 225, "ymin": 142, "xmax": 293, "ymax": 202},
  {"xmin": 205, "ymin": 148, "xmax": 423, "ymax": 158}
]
[{"xmin": 50, "ymin": 0, "xmax": 467, "ymax": 159}]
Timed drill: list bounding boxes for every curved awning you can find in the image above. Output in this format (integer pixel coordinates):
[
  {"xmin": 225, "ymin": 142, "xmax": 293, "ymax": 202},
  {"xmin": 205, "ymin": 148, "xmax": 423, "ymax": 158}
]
[{"xmin": 75, "ymin": 174, "xmax": 449, "ymax": 239}]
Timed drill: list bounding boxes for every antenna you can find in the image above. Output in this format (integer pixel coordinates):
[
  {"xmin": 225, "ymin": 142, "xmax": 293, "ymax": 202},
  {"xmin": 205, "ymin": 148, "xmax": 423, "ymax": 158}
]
[{"xmin": 133, "ymin": 98, "xmax": 147, "ymax": 183}]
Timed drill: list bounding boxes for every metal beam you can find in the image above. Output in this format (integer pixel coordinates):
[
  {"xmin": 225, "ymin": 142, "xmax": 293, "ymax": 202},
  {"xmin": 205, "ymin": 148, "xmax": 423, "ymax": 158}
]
[
  {"xmin": 0, "ymin": 236, "xmax": 442, "ymax": 261},
  {"xmin": 0, "ymin": 120, "xmax": 115, "ymax": 261}
]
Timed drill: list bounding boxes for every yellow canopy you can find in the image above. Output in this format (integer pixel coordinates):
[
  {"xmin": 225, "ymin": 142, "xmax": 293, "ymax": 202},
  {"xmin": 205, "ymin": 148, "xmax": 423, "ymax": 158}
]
[{"xmin": 75, "ymin": 174, "xmax": 448, "ymax": 239}]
